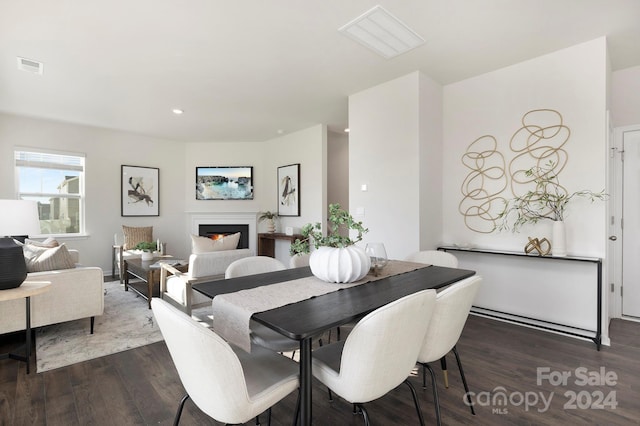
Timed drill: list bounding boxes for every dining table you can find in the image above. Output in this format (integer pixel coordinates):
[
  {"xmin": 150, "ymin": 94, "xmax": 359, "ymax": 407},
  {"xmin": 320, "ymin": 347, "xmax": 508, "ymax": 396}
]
[{"xmin": 193, "ymin": 261, "xmax": 475, "ymax": 426}]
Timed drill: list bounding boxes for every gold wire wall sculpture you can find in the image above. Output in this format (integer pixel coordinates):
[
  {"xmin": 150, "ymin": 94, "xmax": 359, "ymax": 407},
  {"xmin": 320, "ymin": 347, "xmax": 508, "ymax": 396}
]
[
  {"xmin": 459, "ymin": 135, "xmax": 507, "ymax": 233},
  {"xmin": 460, "ymin": 109, "xmax": 570, "ymax": 233}
]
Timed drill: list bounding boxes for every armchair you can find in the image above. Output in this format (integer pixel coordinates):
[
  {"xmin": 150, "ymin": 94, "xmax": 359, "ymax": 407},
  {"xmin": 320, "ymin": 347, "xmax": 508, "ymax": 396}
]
[{"xmin": 112, "ymin": 225, "xmax": 155, "ymax": 282}]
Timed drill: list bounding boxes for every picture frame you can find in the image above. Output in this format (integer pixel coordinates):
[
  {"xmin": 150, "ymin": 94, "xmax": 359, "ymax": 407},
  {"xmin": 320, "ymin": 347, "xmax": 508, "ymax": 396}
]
[
  {"xmin": 277, "ymin": 163, "xmax": 300, "ymax": 216},
  {"xmin": 121, "ymin": 165, "xmax": 159, "ymax": 216}
]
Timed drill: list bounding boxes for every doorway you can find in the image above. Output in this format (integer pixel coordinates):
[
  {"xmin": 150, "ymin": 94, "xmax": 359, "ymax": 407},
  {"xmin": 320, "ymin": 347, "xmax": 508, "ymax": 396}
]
[{"xmin": 613, "ymin": 125, "xmax": 640, "ymax": 319}]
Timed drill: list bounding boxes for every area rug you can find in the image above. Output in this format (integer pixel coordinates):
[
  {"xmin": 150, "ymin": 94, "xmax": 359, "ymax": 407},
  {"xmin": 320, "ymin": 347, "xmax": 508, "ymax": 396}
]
[{"xmin": 35, "ymin": 279, "xmax": 213, "ymax": 373}]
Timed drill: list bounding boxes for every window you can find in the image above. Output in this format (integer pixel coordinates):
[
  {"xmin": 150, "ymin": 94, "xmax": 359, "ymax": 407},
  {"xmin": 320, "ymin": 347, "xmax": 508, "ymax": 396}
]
[{"xmin": 15, "ymin": 148, "xmax": 85, "ymax": 236}]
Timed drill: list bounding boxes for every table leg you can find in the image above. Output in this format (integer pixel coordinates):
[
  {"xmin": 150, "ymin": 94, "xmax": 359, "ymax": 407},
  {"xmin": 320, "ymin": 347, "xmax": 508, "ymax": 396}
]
[
  {"xmin": 299, "ymin": 337, "xmax": 312, "ymax": 425},
  {"xmin": 147, "ymin": 270, "xmax": 153, "ymax": 309},
  {"xmin": 25, "ymin": 296, "xmax": 31, "ymax": 374}
]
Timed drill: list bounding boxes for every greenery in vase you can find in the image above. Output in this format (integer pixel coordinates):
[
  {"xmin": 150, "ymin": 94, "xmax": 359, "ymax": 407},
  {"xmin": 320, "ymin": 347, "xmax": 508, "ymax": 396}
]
[
  {"xmin": 496, "ymin": 161, "xmax": 608, "ymax": 232},
  {"xmin": 134, "ymin": 241, "xmax": 157, "ymax": 252},
  {"xmin": 289, "ymin": 203, "xmax": 368, "ymax": 255},
  {"xmin": 258, "ymin": 210, "xmax": 278, "ymax": 222}
]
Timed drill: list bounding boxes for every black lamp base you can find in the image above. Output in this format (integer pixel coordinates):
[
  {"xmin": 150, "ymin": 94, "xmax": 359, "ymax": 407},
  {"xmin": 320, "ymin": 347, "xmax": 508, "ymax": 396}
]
[{"xmin": 0, "ymin": 237, "xmax": 27, "ymax": 290}]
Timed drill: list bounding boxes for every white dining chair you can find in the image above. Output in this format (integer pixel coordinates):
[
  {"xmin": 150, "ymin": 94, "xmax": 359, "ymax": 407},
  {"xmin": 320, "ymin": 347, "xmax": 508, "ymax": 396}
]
[
  {"xmin": 416, "ymin": 275, "xmax": 482, "ymax": 426},
  {"xmin": 405, "ymin": 249, "xmax": 460, "ymax": 388},
  {"xmin": 225, "ymin": 256, "xmax": 300, "ymax": 354},
  {"xmin": 311, "ymin": 289, "xmax": 437, "ymax": 426},
  {"xmin": 405, "ymin": 250, "xmax": 459, "ymax": 268},
  {"xmin": 151, "ymin": 298, "xmax": 299, "ymax": 425}
]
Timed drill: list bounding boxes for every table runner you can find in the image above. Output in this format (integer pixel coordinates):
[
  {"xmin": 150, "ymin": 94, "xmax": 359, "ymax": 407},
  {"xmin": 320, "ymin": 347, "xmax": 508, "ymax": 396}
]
[{"xmin": 212, "ymin": 260, "xmax": 428, "ymax": 351}]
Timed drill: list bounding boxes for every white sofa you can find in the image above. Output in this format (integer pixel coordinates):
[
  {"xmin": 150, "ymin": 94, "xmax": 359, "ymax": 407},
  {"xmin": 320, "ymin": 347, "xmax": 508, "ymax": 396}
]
[
  {"xmin": 0, "ymin": 249, "xmax": 104, "ymax": 335},
  {"xmin": 160, "ymin": 248, "xmax": 253, "ymax": 314}
]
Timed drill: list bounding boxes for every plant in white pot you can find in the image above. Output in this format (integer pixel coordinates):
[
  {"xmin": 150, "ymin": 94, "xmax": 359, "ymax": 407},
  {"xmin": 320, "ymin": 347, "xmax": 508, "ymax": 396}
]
[
  {"xmin": 496, "ymin": 161, "xmax": 607, "ymax": 256},
  {"xmin": 290, "ymin": 203, "xmax": 370, "ymax": 283},
  {"xmin": 134, "ymin": 241, "xmax": 157, "ymax": 261},
  {"xmin": 258, "ymin": 210, "xmax": 278, "ymax": 233}
]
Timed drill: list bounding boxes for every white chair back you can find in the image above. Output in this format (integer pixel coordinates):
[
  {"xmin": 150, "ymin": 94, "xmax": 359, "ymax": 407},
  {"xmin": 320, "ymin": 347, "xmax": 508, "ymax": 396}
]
[
  {"xmin": 151, "ymin": 298, "xmax": 253, "ymax": 422},
  {"xmin": 418, "ymin": 275, "xmax": 482, "ymax": 363},
  {"xmin": 289, "ymin": 253, "xmax": 310, "ymax": 268},
  {"xmin": 405, "ymin": 250, "xmax": 459, "ymax": 268},
  {"xmin": 225, "ymin": 256, "xmax": 286, "ymax": 278},
  {"xmin": 334, "ymin": 289, "xmax": 436, "ymax": 403}
]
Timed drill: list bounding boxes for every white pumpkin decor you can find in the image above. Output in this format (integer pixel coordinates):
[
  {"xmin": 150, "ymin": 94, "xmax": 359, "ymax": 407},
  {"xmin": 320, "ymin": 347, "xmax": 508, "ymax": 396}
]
[
  {"xmin": 309, "ymin": 246, "xmax": 371, "ymax": 283},
  {"xmin": 290, "ymin": 203, "xmax": 370, "ymax": 284}
]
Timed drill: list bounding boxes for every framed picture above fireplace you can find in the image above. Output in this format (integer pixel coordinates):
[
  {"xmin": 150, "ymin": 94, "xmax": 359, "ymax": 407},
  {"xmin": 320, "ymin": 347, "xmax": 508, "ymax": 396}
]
[
  {"xmin": 196, "ymin": 166, "xmax": 254, "ymax": 200},
  {"xmin": 277, "ymin": 163, "xmax": 300, "ymax": 216}
]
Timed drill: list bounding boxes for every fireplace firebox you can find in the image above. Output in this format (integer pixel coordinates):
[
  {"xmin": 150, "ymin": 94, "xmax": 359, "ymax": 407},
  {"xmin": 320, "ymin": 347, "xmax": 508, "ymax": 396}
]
[{"xmin": 199, "ymin": 224, "xmax": 249, "ymax": 249}]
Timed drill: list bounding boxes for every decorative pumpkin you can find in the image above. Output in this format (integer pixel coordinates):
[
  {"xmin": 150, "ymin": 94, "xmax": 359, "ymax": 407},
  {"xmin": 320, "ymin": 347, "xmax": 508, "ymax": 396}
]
[{"xmin": 309, "ymin": 246, "xmax": 371, "ymax": 283}]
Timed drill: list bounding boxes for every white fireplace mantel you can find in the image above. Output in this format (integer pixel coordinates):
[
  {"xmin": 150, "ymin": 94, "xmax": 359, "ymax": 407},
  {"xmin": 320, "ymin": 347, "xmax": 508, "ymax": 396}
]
[{"xmin": 188, "ymin": 211, "xmax": 258, "ymax": 253}]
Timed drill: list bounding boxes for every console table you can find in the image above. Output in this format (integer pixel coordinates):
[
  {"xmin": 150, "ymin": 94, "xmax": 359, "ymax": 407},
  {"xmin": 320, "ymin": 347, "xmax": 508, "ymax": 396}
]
[
  {"xmin": 439, "ymin": 246, "xmax": 602, "ymax": 350},
  {"xmin": 257, "ymin": 233, "xmax": 303, "ymax": 258}
]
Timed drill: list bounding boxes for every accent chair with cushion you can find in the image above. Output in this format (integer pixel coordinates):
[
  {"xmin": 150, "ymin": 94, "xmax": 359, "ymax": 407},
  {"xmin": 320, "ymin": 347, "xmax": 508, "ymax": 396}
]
[
  {"xmin": 113, "ymin": 225, "xmax": 154, "ymax": 282},
  {"xmin": 159, "ymin": 233, "xmax": 253, "ymax": 314}
]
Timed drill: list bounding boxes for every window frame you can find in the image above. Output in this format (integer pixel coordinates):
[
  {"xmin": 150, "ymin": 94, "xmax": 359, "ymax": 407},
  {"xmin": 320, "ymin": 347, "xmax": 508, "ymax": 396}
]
[{"xmin": 14, "ymin": 147, "xmax": 86, "ymax": 237}]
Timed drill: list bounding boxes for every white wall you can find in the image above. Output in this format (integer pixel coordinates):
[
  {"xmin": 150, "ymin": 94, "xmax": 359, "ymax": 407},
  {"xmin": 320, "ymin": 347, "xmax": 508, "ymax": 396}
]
[
  {"xmin": 327, "ymin": 130, "xmax": 349, "ymax": 210},
  {"xmin": 0, "ymin": 112, "xmax": 186, "ymax": 271},
  {"xmin": 349, "ymin": 71, "xmax": 443, "ymax": 260},
  {"xmin": 443, "ymin": 37, "xmax": 609, "ymax": 258},
  {"xmin": 611, "ymin": 65, "xmax": 640, "ymax": 127}
]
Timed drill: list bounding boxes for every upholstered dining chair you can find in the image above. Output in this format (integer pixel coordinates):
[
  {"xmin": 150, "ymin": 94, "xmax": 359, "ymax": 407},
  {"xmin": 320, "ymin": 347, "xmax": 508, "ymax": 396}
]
[
  {"xmin": 224, "ymin": 256, "xmax": 300, "ymax": 354},
  {"xmin": 405, "ymin": 249, "xmax": 459, "ymax": 388},
  {"xmin": 415, "ymin": 275, "xmax": 482, "ymax": 426},
  {"xmin": 311, "ymin": 289, "xmax": 437, "ymax": 426},
  {"xmin": 151, "ymin": 298, "xmax": 299, "ymax": 425},
  {"xmin": 405, "ymin": 250, "xmax": 459, "ymax": 268}
]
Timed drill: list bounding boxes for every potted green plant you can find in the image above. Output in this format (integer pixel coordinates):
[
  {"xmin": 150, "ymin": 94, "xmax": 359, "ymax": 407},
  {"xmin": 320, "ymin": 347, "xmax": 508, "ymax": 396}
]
[
  {"xmin": 134, "ymin": 241, "xmax": 157, "ymax": 261},
  {"xmin": 290, "ymin": 203, "xmax": 370, "ymax": 283},
  {"xmin": 258, "ymin": 210, "xmax": 278, "ymax": 233},
  {"xmin": 496, "ymin": 161, "xmax": 607, "ymax": 256}
]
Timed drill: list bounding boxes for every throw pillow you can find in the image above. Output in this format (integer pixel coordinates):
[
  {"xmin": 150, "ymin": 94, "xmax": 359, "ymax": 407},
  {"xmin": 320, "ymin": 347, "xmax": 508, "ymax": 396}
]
[
  {"xmin": 24, "ymin": 237, "xmax": 59, "ymax": 248},
  {"xmin": 191, "ymin": 232, "xmax": 241, "ymax": 254},
  {"xmin": 23, "ymin": 243, "xmax": 76, "ymax": 272},
  {"xmin": 122, "ymin": 225, "xmax": 153, "ymax": 250}
]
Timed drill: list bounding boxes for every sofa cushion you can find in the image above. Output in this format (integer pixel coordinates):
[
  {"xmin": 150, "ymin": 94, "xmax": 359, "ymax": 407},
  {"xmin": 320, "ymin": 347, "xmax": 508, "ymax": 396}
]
[
  {"xmin": 122, "ymin": 225, "xmax": 153, "ymax": 250},
  {"xmin": 23, "ymin": 243, "xmax": 76, "ymax": 272},
  {"xmin": 24, "ymin": 237, "xmax": 60, "ymax": 248},
  {"xmin": 191, "ymin": 232, "xmax": 240, "ymax": 254}
]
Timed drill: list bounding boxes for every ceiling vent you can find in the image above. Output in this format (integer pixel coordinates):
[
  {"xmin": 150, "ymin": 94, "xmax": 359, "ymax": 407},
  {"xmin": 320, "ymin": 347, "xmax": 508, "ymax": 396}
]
[
  {"xmin": 338, "ymin": 5, "xmax": 425, "ymax": 59},
  {"xmin": 17, "ymin": 57, "xmax": 44, "ymax": 75}
]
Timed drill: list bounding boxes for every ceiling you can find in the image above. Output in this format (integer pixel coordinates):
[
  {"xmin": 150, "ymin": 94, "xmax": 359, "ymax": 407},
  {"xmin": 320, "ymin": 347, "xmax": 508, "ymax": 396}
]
[{"xmin": 1, "ymin": 1, "xmax": 639, "ymax": 142}]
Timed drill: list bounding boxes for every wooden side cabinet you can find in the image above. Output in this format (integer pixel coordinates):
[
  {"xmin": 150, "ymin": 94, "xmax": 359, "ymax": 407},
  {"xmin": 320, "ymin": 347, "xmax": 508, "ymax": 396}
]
[{"xmin": 258, "ymin": 233, "xmax": 303, "ymax": 258}]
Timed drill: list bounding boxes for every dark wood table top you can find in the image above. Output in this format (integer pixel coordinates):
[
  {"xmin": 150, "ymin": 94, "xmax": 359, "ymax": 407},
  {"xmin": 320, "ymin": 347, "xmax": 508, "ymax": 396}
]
[{"xmin": 193, "ymin": 264, "xmax": 476, "ymax": 340}]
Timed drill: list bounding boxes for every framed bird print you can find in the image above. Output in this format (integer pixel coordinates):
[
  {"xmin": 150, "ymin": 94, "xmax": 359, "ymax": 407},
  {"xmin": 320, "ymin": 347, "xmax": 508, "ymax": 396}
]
[{"xmin": 277, "ymin": 163, "xmax": 300, "ymax": 216}]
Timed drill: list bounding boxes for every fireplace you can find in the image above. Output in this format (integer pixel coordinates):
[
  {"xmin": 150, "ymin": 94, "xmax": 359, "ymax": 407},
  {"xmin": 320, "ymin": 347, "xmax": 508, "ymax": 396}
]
[
  {"xmin": 199, "ymin": 224, "xmax": 249, "ymax": 249},
  {"xmin": 189, "ymin": 212, "xmax": 258, "ymax": 254}
]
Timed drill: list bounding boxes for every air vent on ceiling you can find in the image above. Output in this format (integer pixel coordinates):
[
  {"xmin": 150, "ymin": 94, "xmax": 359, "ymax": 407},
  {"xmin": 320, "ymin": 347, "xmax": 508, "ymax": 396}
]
[
  {"xmin": 338, "ymin": 5, "xmax": 425, "ymax": 59},
  {"xmin": 17, "ymin": 57, "xmax": 44, "ymax": 75}
]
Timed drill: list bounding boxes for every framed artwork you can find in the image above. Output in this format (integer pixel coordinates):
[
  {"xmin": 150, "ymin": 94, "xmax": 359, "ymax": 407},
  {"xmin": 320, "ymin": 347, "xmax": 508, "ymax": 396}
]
[
  {"xmin": 121, "ymin": 165, "xmax": 159, "ymax": 216},
  {"xmin": 277, "ymin": 163, "xmax": 300, "ymax": 216}
]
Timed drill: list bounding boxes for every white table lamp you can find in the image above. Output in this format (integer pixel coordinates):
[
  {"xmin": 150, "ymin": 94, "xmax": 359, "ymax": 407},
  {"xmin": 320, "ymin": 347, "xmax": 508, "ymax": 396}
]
[{"xmin": 0, "ymin": 200, "xmax": 41, "ymax": 290}]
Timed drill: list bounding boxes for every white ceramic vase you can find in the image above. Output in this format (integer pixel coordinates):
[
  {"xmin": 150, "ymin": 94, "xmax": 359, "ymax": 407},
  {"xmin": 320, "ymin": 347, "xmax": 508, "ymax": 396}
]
[
  {"xmin": 552, "ymin": 220, "xmax": 567, "ymax": 257},
  {"xmin": 267, "ymin": 218, "xmax": 276, "ymax": 233},
  {"xmin": 141, "ymin": 251, "xmax": 154, "ymax": 261},
  {"xmin": 309, "ymin": 246, "xmax": 371, "ymax": 283}
]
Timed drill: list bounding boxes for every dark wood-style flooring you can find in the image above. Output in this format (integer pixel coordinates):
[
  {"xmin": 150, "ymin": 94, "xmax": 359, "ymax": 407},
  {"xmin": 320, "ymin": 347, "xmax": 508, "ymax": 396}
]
[{"xmin": 1, "ymin": 309, "xmax": 639, "ymax": 425}]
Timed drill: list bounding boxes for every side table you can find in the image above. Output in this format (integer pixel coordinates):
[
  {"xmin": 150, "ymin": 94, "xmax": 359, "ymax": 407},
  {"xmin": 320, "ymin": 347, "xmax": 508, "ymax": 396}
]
[{"xmin": 0, "ymin": 281, "xmax": 51, "ymax": 374}]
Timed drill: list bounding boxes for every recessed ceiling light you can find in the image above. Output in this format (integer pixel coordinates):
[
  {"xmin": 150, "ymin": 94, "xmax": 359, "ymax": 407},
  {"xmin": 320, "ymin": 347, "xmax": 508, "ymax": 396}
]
[
  {"xmin": 339, "ymin": 5, "xmax": 425, "ymax": 59},
  {"xmin": 277, "ymin": 129, "xmax": 284, "ymax": 134},
  {"xmin": 172, "ymin": 109, "xmax": 184, "ymax": 115},
  {"xmin": 344, "ymin": 128, "xmax": 350, "ymax": 133}
]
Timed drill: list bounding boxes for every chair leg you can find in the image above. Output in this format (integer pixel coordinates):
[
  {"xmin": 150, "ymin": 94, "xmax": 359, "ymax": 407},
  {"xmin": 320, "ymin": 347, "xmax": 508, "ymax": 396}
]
[
  {"xmin": 403, "ymin": 379, "xmax": 425, "ymax": 426},
  {"xmin": 424, "ymin": 363, "xmax": 442, "ymax": 426},
  {"xmin": 453, "ymin": 345, "xmax": 475, "ymax": 415},
  {"xmin": 440, "ymin": 355, "xmax": 449, "ymax": 388},
  {"xmin": 293, "ymin": 388, "xmax": 301, "ymax": 426},
  {"xmin": 357, "ymin": 404, "xmax": 371, "ymax": 426},
  {"xmin": 328, "ymin": 388, "xmax": 334, "ymax": 402},
  {"xmin": 173, "ymin": 394, "xmax": 190, "ymax": 426}
]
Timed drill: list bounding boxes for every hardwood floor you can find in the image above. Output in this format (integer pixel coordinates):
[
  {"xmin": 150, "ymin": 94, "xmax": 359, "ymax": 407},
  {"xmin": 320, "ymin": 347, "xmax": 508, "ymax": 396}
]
[{"xmin": 1, "ymin": 314, "xmax": 639, "ymax": 425}]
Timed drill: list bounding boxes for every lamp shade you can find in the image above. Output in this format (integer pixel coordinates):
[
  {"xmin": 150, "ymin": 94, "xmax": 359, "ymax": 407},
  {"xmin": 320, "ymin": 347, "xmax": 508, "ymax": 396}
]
[
  {"xmin": 0, "ymin": 200, "xmax": 40, "ymax": 290},
  {"xmin": 0, "ymin": 200, "xmax": 41, "ymax": 237}
]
